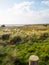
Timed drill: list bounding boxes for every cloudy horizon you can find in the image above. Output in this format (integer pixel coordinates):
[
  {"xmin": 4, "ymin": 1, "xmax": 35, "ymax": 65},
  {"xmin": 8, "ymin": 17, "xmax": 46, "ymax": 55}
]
[{"xmin": 0, "ymin": 0, "xmax": 49, "ymax": 24}]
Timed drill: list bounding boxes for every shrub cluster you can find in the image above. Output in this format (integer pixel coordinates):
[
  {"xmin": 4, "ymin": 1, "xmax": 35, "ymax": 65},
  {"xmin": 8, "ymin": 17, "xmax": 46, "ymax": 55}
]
[
  {"xmin": 10, "ymin": 36, "xmax": 22, "ymax": 44},
  {"xmin": 39, "ymin": 32, "xmax": 49, "ymax": 41},
  {"xmin": 2, "ymin": 34, "xmax": 10, "ymax": 40}
]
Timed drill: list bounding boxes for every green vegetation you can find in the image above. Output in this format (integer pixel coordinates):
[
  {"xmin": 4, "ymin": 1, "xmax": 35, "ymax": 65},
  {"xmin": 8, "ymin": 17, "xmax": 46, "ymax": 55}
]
[{"xmin": 0, "ymin": 24, "xmax": 49, "ymax": 65}]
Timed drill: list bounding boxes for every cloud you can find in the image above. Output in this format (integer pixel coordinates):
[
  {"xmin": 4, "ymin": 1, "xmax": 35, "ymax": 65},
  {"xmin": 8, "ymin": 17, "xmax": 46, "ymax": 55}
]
[
  {"xmin": 0, "ymin": 1, "xmax": 49, "ymax": 24},
  {"xmin": 41, "ymin": 1, "xmax": 49, "ymax": 6},
  {"xmin": 38, "ymin": 9, "xmax": 49, "ymax": 23},
  {"xmin": 8, "ymin": 1, "xmax": 34, "ymax": 15}
]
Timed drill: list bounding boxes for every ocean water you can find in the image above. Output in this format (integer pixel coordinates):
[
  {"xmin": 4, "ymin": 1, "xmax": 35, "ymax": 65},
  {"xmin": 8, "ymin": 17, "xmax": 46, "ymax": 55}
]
[{"xmin": 0, "ymin": 24, "xmax": 25, "ymax": 26}]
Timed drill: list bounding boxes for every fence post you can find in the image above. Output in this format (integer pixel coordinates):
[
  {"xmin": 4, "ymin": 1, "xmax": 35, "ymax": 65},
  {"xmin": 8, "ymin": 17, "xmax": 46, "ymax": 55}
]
[{"xmin": 29, "ymin": 55, "xmax": 39, "ymax": 65}]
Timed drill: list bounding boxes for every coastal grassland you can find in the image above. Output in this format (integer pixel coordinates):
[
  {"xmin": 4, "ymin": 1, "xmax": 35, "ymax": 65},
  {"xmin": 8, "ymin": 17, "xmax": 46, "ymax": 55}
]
[{"xmin": 0, "ymin": 24, "xmax": 49, "ymax": 65}]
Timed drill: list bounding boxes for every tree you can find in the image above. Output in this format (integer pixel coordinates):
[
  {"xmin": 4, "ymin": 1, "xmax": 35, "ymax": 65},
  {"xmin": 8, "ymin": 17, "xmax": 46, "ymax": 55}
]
[{"xmin": 1, "ymin": 25, "xmax": 5, "ymax": 27}]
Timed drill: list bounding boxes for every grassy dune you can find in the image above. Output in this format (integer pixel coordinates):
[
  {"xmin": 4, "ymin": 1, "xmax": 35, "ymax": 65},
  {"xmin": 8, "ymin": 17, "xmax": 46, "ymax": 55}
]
[{"xmin": 0, "ymin": 24, "xmax": 49, "ymax": 65}]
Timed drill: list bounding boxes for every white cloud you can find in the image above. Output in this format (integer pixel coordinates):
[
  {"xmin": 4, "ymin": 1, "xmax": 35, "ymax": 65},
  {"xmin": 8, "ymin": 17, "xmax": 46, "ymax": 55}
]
[
  {"xmin": 8, "ymin": 1, "xmax": 34, "ymax": 15},
  {"xmin": 38, "ymin": 9, "xmax": 49, "ymax": 23},
  {"xmin": 41, "ymin": 1, "xmax": 49, "ymax": 6},
  {"xmin": 0, "ymin": 1, "xmax": 49, "ymax": 24}
]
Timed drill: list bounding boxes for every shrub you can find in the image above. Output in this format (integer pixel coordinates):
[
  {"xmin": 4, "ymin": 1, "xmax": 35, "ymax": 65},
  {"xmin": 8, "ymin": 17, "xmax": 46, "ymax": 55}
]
[
  {"xmin": 43, "ymin": 24, "xmax": 48, "ymax": 27},
  {"xmin": 1, "ymin": 25, "xmax": 5, "ymax": 27},
  {"xmin": 2, "ymin": 34, "xmax": 10, "ymax": 40},
  {"xmin": 14, "ymin": 58, "xmax": 27, "ymax": 65},
  {"xmin": 43, "ymin": 55, "xmax": 49, "ymax": 62},
  {"xmin": 39, "ymin": 33, "xmax": 49, "ymax": 41},
  {"xmin": 10, "ymin": 36, "xmax": 22, "ymax": 44}
]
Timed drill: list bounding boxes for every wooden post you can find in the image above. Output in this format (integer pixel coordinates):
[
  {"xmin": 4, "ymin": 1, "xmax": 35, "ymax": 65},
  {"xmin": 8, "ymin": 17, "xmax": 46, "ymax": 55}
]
[{"xmin": 29, "ymin": 55, "xmax": 39, "ymax": 65}]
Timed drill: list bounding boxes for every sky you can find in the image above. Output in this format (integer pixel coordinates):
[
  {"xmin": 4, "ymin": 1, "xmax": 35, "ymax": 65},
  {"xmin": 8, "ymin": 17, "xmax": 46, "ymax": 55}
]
[{"xmin": 0, "ymin": 0, "xmax": 49, "ymax": 24}]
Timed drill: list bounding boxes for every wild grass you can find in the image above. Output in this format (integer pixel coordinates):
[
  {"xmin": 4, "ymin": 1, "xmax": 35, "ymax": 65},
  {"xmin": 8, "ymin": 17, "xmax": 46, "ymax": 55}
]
[{"xmin": 0, "ymin": 24, "xmax": 49, "ymax": 65}]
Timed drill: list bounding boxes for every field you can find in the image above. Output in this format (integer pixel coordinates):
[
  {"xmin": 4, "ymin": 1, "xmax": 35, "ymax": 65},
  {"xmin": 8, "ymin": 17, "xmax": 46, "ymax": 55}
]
[{"xmin": 0, "ymin": 24, "xmax": 49, "ymax": 65}]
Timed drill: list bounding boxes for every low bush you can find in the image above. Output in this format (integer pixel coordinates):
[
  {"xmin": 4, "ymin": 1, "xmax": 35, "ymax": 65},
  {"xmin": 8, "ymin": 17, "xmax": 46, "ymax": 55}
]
[
  {"xmin": 10, "ymin": 36, "xmax": 22, "ymax": 44},
  {"xmin": 39, "ymin": 32, "xmax": 49, "ymax": 41},
  {"xmin": 2, "ymin": 34, "xmax": 10, "ymax": 40},
  {"xmin": 1, "ymin": 25, "xmax": 5, "ymax": 27},
  {"xmin": 14, "ymin": 58, "xmax": 27, "ymax": 65}
]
